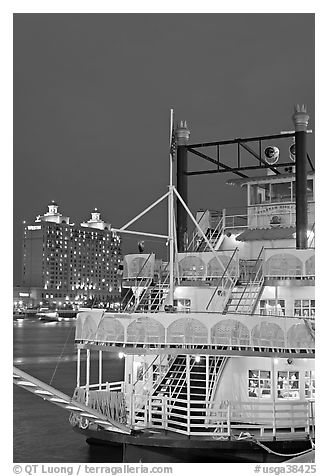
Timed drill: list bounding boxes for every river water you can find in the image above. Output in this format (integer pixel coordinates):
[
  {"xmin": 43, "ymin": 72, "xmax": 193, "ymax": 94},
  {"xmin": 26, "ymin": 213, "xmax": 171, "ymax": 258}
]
[{"xmin": 14, "ymin": 317, "xmax": 240, "ymax": 463}]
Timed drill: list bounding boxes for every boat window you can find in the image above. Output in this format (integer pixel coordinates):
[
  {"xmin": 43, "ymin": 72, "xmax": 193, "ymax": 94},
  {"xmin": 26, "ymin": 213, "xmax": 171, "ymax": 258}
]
[
  {"xmin": 270, "ymin": 181, "xmax": 292, "ymax": 203},
  {"xmin": 260, "ymin": 299, "xmax": 285, "ymax": 316},
  {"xmin": 294, "ymin": 299, "xmax": 315, "ymax": 318},
  {"xmin": 277, "ymin": 371, "xmax": 300, "ymax": 399},
  {"xmin": 248, "ymin": 370, "xmax": 271, "ymax": 399},
  {"xmin": 305, "ymin": 370, "xmax": 315, "ymax": 399},
  {"xmin": 250, "ymin": 183, "xmax": 270, "ymax": 204},
  {"xmin": 173, "ymin": 298, "xmax": 191, "ymax": 313}
]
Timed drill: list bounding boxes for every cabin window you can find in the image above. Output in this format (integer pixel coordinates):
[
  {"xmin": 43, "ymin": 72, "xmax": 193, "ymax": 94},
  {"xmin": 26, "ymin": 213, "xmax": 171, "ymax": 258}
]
[
  {"xmin": 250, "ymin": 183, "xmax": 270, "ymax": 204},
  {"xmin": 305, "ymin": 371, "xmax": 315, "ymax": 399},
  {"xmin": 294, "ymin": 299, "xmax": 315, "ymax": 318},
  {"xmin": 260, "ymin": 299, "xmax": 285, "ymax": 316},
  {"xmin": 270, "ymin": 182, "xmax": 292, "ymax": 203},
  {"xmin": 277, "ymin": 371, "xmax": 300, "ymax": 399},
  {"xmin": 248, "ymin": 370, "xmax": 271, "ymax": 398},
  {"xmin": 173, "ymin": 298, "xmax": 191, "ymax": 313}
]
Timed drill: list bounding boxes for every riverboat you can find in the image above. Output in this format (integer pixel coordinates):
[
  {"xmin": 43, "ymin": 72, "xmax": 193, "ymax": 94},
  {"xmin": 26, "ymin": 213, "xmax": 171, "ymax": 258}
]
[{"xmin": 13, "ymin": 107, "xmax": 315, "ymax": 462}]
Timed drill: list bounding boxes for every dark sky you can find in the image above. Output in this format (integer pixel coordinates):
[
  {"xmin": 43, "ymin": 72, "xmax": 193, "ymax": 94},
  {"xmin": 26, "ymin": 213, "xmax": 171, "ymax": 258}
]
[{"xmin": 13, "ymin": 13, "xmax": 315, "ymax": 284}]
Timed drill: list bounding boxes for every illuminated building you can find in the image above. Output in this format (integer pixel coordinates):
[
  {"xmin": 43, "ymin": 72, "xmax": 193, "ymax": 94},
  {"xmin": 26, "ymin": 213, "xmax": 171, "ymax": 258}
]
[{"xmin": 21, "ymin": 202, "xmax": 122, "ymax": 308}]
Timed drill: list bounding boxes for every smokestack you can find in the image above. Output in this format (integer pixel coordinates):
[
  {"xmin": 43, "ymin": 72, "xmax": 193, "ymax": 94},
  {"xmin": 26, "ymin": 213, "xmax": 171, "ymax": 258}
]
[
  {"xmin": 292, "ymin": 104, "xmax": 310, "ymax": 249},
  {"xmin": 176, "ymin": 121, "xmax": 190, "ymax": 252}
]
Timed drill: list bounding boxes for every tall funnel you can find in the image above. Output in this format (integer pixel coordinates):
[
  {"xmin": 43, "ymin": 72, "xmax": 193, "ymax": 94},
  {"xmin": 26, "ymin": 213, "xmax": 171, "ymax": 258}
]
[{"xmin": 292, "ymin": 105, "xmax": 310, "ymax": 249}]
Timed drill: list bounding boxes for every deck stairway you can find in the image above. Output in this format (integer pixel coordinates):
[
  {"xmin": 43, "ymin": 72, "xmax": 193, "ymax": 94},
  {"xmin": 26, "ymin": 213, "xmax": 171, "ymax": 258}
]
[
  {"xmin": 150, "ymin": 355, "xmax": 227, "ymax": 431},
  {"xmin": 134, "ymin": 282, "xmax": 170, "ymax": 312},
  {"xmin": 223, "ymin": 247, "xmax": 265, "ymax": 315},
  {"xmin": 188, "ymin": 210, "xmax": 225, "ymax": 252},
  {"xmin": 13, "ymin": 366, "xmax": 131, "ymax": 434}
]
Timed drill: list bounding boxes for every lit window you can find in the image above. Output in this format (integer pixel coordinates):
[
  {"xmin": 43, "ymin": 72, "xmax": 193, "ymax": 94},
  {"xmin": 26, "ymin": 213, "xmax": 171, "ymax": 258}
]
[
  {"xmin": 305, "ymin": 371, "xmax": 315, "ymax": 399},
  {"xmin": 248, "ymin": 370, "xmax": 271, "ymax": 399},
  {"xmin": 260, "ymin": 300, "xmax": 285, "ymax": 316},
  {"xmin": 294, "ymin": 300, "xmax": 315, "ymax": 318},
  {"xmin": 277, "ymin": 371, "xmax": 300, "ymax": 399}
]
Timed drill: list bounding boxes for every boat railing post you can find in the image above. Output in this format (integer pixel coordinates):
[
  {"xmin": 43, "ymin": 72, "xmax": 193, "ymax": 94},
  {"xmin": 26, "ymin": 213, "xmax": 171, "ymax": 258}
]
[
  {"xmin": 148, "ymin": 395, "xmax": 152, "ymax": 428},
  {"xmin": 227, "ymin": 403, "xmax": 231, "ymax": 436},
  {"xmin": 272, "ymin": 401, "xmax": 276, "ymax": 438},
  {"xmin": 86, "ymin": 348, "xmax": 90, "ymax": 406},
  {"xmin": 76, "ymin": 348, "xmax": 81, "ymax": 388},
  {"xmin": 306, "ymin": 401, "xmax": 310, "ymax": 435},
  {"xmin": 163, "ymin": 395, "xmax": 168, "ymax": 429},
  {"xmin": 98, "ymin": 350, "xmax": 102, "ymax": 390},
  {"xmin": 131, "ymin": 390, "xmax": 135, "ymax": 427}
]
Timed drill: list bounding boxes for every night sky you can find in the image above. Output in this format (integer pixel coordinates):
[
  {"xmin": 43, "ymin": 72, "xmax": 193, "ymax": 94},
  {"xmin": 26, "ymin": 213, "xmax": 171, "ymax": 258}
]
[{"xmin": 13, "ymin": 13, "xmax": 315, "ymax": 284}]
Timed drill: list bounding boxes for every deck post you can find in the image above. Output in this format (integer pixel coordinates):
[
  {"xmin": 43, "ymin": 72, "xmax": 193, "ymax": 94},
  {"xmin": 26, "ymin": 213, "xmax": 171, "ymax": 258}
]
[
  {"xmin": 76, "ymin": 348, "xmax": 81, "ymax": 388},
  {"xmin": 271, "ymin": 358, "xmax": 277, "ymax": 438},
  {"xmin": 186, "ymin": 354, "xmax": 191, "ymax": 434},
  {"xmin": 163, "ymin": 395, "xmax": 168, "ymax": 429},
  {"xmin": 227, "ymin": 403, "xmax": 231, "ymax": 436},
  {"xmin": 99, "ymin": 350, "xmax": 102, "ymax": 390},
  {"xmin": 130, "ymin": 390, "xmax": 135, "ymax": 427},
  {"xmin": 205, "ymin": 355, "xmax": 209, "ymax": 402},
  {"xmin": 86, "ymin": 349, "xmax": 90, "ymax": 405}
]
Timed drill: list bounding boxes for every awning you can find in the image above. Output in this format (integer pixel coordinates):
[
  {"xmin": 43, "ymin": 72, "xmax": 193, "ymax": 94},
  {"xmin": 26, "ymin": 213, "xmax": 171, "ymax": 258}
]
[{"xmin": 236, "ymin": 226, "xmax": 296, "ymax": 242}]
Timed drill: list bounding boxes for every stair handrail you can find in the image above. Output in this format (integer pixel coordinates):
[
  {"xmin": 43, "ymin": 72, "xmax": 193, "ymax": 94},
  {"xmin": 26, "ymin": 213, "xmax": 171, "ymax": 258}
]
[
  {"xmin": 132, "ymin": 353, "xmax": 168, "ymax": 391},
  {"xmin": 208, "ymin": 357, "xmax": 228, "ymax": 402},
  {"xmin": 122, "ymin": 253, "xmax": 153, "ymax": 311},
  {"xmin": 235, "ymin": 246, "xmax": 265, "ymax": 313},
  {"xmin": 206, "ymin": 247, "xmax": 239, "ymax": 311},
  {"xmin": 187, "ymin": 210, "xmax": 207, "ymax": 252},
  {"xmin": 128, "ymin": 276, "xmax": 153, "ymax": 313},
  {"xmin": 208, "ymin": 356, "xmax": 222, "ymax": 400},
  {"xmin": 201, "ymin": 214, "xmax": 225, "ymax": 252},
  {"xmin": 168, "ymin": 357, "xmax": 198, "ymax": 410},
  {"xmin": 149, "ymin": 355, "xmax": 179, "ymax": 397},
  {"xmin": 150, "ymin": 261, "xmax": 171, "ymax": 311}
]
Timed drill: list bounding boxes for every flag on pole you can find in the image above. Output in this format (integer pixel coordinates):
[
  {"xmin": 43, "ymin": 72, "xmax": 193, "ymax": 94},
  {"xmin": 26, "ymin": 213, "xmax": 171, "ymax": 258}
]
[
  {"xmin": 170, "ymin": 128, "xmax": 177, "ymax": 158},
  {"xmin": 170, "ymin": 110, "xmax": 176, "ymax": 159}
]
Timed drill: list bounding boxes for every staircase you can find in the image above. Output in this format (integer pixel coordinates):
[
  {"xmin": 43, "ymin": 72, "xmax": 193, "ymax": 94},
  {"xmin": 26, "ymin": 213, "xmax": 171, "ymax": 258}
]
[
  {"xmin": 195, "ymin": 227, "xmax": 224, "ymax": 252},
  {"xmin": 188, "ymin": 210, "xmax": 225, "ymax": 252},
  {"xmin": 150, "ymin": 355, "xmax": 227, "ymax": 430},
  {"xmin": 135, "ymin": 282, "xmax": 170, "ymax": 312},
  {"xmin": 223, "ymin": 247, "xmax": 265, "ymax": 315},
  {"xmin": 223, "ymin": 281, "xmax": 263, "ymax": 314}
]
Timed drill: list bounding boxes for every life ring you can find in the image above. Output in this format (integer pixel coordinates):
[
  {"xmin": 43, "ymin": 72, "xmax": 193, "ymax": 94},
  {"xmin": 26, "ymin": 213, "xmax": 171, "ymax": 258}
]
[{"xmin": 79, "ymin": 417, "xmax": 89, "ymax": 429}]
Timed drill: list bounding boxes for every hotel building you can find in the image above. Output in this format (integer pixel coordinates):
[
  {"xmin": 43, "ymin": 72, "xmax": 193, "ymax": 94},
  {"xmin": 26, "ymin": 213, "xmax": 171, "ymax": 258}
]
[{"xmin": 20, "ymin": 202, "xmax": 122, "ymax": 308}]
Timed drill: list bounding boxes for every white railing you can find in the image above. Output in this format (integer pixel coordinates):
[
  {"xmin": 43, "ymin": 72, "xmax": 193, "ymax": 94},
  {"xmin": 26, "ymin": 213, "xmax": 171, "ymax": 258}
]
[
  {"xmin": 80, "ymin": 380, "xmax": 125, "ymax": 393},
  {"xmin": 126, "ymin": 395, "xmax": 314, "ymax": 438}
]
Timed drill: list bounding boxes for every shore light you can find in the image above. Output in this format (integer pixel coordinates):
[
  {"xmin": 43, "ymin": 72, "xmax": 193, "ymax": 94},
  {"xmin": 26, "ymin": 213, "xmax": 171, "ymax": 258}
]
[{"xmin": 118, "ymin": 352, "xmax": 125, "ymax": 359}]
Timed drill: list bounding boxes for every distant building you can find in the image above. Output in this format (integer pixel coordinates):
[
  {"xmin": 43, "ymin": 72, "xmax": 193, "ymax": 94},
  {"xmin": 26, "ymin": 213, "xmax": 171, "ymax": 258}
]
[{"xmin": 19, "ymin": 201, "xmax": 122, "ymax": 309}]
